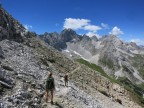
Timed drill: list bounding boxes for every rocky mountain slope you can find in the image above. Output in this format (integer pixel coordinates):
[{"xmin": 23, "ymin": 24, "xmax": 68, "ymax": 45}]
[
  {"xmin": 0, "ymin": 7, "xmax": 143, "ymax": 108},
  {"xmin": 40, "ymin": 29, "xmax": 144, "ymax": 85}
]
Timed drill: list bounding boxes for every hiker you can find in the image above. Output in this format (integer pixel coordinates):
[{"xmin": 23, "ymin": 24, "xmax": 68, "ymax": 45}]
[
  {"xmin": 64, "ymin": 74, "xmax": 68, "ymax": 87},
  {"xmin": 45, "ymin": 72, "xmax": 55, "ymax": 104}
]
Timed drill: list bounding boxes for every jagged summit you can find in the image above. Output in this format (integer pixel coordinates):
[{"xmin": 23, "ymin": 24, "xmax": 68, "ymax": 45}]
[
  {"xmin": 0, "ymin": 7, "xmax": 36, "ymax": 42},
  {"xmin": 60, "ymin": 28, "xmax": 77, "ymax": 36},
  {"xmin": 91, "ymin": 35, "xmax": 99, "ymax": 41},
  {"xmin": 60, "ymin": 28, "xmax": 79, "ymax": 42}
]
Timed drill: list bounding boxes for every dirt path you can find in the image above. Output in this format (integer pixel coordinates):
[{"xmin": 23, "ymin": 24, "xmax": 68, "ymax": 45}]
[{"xmin": 41, "ymin": 65, "xmax": 125, "ymax": 108}]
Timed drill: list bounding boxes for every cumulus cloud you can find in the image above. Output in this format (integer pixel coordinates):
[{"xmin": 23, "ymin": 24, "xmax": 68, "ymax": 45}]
[
  {"xmin": 63, "ymin": 18, "xmax": 102, "ymax": 37},
  {"xmin": 86, "ymin": 32, "xmax": 100, "ymax": 38},
  {"xmin": 101, "ymin": 23, "xmax": 109, "ymax": 29},
  {"xmin": 130, "ymin": 39, "xmax": 144, "ymax": 45},
  {"xmin": 84, "ymin": 25, "xmax": 101, "ymax": 32},
  {"xmin": 109, "ymin": 26, "xmax": 123, "ymax": 36},
  {"xmin": 63, "ymin": 18, "xmax": 90, "ymax": 30},
  {"xmin": 24, "ymin": 24, "xmax": 32, "ymax": 30}
]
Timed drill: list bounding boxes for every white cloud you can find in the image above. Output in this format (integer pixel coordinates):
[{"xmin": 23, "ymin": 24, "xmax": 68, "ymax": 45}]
[
  {"xmin": 24, "ymin": 24, "xmax": 32, "ymax": 30},
  {"xmin": 63, "ymin": 18, "xmax": 102, "ymax": 37},
  {"xmin": 130, "ymin": 39, "xmax": 144, "ymax": 45},
  {"xmin": 101, "ymin": 23, "xmax": 109, "ymax": 29},
  {"xmin": 86, "ymin": 32, "xmax": 100, "ymax": 38},
  {"xmin": 109, "ymin": 26, "xmax": 123, "ymax": 36},
  {"xmin": 63, "ymin": 18, "xmax": 90, "ymax": 30},
  {"xmin": 84, "ymin": 25, "xmax": 101, "ymax": 32}
]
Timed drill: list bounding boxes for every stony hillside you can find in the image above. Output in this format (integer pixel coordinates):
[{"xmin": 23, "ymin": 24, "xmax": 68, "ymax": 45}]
[
  {"xmin": 40, "ymin": 29, "xmax": 144, "ymax": 85},
  {"xmin": 0, "ymin": 7, "xmax": 143, "ymax": 108}
]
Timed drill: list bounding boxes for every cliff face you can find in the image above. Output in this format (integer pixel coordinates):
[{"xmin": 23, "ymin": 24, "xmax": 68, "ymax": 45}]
[
  {"xmin": 0, "ymin": 7, "xmax": 143, "ymax": 108},
  {"xmin": 0, "ymin": 7, "xmax": 36, "ymax": 42}
]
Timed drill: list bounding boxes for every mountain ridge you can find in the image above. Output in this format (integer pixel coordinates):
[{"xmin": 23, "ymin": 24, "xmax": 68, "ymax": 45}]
[{"xmin": 40, "ymin": 29, "xmax": 144, "ymax": 84}]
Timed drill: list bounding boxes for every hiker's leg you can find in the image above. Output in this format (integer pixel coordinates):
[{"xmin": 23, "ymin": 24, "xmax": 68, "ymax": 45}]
[
  {"xmin": 65, "ymin": 81, "xmax": 66, "ymax": 86},
  {"xmin": 67, "ymin": 81, "xmax": 68, "ymax": 86},
  {"xmin": 50, "ymin": 90, "xmax": 54, "ymax": 103},
  {"xmin": 66, "ymin": 80, "xmax": 68, "ymax": 87},
  {"xmin": 46, "ymin": 90, "xmax": 49, "ymax": 102}
]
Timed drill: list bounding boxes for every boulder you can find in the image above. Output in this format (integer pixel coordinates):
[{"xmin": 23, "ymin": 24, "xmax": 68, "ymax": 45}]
[{"xmin": 2, "ymin": 65, "xmax": 14, "ymax": 71}]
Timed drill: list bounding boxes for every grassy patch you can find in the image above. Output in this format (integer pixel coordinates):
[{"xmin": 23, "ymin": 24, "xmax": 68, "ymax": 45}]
[
  {"xmin": 76, "ymin": 58, "xmax": 118, "ymax": 83},
  {"xmin": 130, "ymin": 54, "xmax": 144, "ymax": 79},
  {"xmin": 76, "ymin": 59, "xmax": 108, "ymax": 77},
  {"xmin": 99, "ymin": 57, "xmax": 114, "ymax": 69},
  {"xmin": 138, "ymin": 83, "xmax": 144, "ymax": 90},
  {"xmin": 118, "ymin": 77, "xmax": 144, "ymax": 106}
]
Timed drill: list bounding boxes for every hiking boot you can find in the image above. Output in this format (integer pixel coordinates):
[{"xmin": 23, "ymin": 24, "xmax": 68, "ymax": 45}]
[
  {"xmin": 46, "ymin": 98, "xmax": 48, "ymax": 102},
  {"xmin": 51, "ymin": 101, "xmax": 54, "ymax": 104}
]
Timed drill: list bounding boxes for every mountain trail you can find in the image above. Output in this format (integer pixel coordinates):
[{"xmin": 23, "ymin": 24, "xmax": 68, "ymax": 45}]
[
  {"xmin": 41, "ymin": 67, "xmax": 107, "ymax": 108},
  {"xmin": 68, "ymin": 65, "xmax": 81, "ymax": 75}
]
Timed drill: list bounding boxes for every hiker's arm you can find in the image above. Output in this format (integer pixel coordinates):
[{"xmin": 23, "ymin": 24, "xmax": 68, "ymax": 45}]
[{"xmin": 54, "ymin": 80, "xmax": 56, "ymax": 90}]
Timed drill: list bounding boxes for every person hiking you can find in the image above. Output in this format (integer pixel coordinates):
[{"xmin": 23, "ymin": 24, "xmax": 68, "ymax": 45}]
[
  {"xmin": 45, "ymin": 72, "xmax": 55, "ymax": 104},
  {"xmin": 64, "ymin": 74, "xmax": 68, "ymax": 87}
]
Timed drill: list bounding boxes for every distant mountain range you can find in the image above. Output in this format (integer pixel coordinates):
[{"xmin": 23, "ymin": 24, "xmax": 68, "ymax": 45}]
[{"xmin": 40, "ymin": 29, "xmax": 144, "ymax": 84}]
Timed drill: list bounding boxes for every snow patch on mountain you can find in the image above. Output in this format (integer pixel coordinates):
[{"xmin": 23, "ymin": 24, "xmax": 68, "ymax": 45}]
[
  {"xmin": 73, "ymin": 51, "xmax": 82, "ymax": 57},
  {"xmin": 64, "ymin": 49, "xmax": 70, "ymax": 53}
]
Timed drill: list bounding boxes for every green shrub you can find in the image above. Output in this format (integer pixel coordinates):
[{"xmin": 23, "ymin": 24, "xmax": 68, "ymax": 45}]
[
  {"xmin": 99, "ymin": 57, "xmax": 114, "ymax": 69},
  {"xmin": 130, "ymin": 54, "xmax": 144, "ymax": 79},
  {"xmin": 76, "ymin": 59, "xmax": 107, "ymax": 77},
  {"xmin": 118, "ymin": 77, "xmax": 144, "ymax": 106},
  {"xmin": 76, "ymin": 58, "xmax": 118, "ymax": 83},
  {"xmin": 76, "ymin": 58, "xmax": 144, "ymax": 107}
]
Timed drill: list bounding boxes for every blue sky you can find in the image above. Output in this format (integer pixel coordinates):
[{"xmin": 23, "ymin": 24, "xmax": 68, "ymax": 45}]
[{"xmin": 1, "ymin": 0, "xmax": 144, "ymax": 45}]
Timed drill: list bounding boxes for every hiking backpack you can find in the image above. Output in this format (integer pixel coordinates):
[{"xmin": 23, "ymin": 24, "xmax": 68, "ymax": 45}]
[{"xmin": 46, "ymin": 77, "xmax": 54, "ymax": 90}]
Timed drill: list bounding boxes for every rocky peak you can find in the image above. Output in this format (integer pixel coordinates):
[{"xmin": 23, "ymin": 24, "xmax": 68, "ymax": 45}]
[
  {"xmin": 99, "ymin": 35, "xmax": 108, "ymax": 40},
  {"xmin": 43, "ymin": 32, "xmax": 59, "ymax": 37},
  {"xmin": 91, "ymin": 35, "xmax": 98, "ymax": 41},
  {"xmin": 106, "ymin": 35, "xmax": 119, "ymax": 42},
  {"xmin": 82, "ymin": 34, "xmax": 98, "ymax": 40},
  {"xmin": 109, "ymin": 35, "xmax": 117, "ymax": 38},
  {"xmin": 130, "ymin": 42, "xmax": 140, "ymax": 49},
  {"xmin": 43, "ymin": 32, "xmax": 49, "ymax": 36},
  {"xmin": 60, "ymin": 29, "xmax": 79, "ymax": 42},
  {"xmin": 82, "ymin": 34, "xmax": 91, "ymax": 41},
  {"xmin": 0, "ymin": 7, "xmax": 35, "ymax": 42},
  {"xmin": 49, "ymin": 32, "xmax": 59, "ymax": 38},
  {"xmin": 100, "ymin": 35, "xmax": 123, "ymax": 48},
  {"xmin": 61, "ymin": 28, "xmax": 76, "ymax": 34}
]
